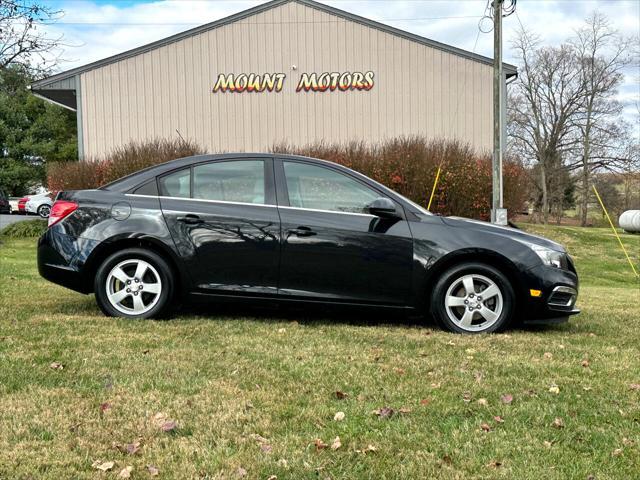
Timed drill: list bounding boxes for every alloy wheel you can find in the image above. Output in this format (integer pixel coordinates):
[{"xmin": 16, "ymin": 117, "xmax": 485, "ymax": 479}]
[
  {"xmin": 39, "ymin": 205, "xmax": 51, "ymax": 218},
  {"xmin": 444, "ymin": 273, "xmax": 503, "ymax": 332},
  {"xmin": 105, "ymin": 259, "xmax": 162, "ymax": 315}
]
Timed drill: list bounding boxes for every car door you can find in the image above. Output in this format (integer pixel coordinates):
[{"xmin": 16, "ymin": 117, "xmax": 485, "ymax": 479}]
[
  {"xmin": 159, "ymin": 157, "xmax": 281, "ymax": 296},
  {"xmin": 275, "ymin": 158, "xmax": 414, "ymax": 306}
]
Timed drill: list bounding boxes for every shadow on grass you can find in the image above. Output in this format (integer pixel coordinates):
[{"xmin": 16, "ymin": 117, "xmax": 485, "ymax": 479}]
[{"xmin": 49, "ymin": 293, "xmax": 575, "ymax": 334}]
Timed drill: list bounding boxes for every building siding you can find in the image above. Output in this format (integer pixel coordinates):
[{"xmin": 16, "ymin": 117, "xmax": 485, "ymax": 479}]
[{"xmin": 79, "ymin": 1, "xmax": 494, "ymax": 159}]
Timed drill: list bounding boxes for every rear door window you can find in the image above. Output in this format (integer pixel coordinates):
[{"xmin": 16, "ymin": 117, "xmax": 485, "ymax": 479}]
[
  {"xmin": 158, "ymin": 168, "xmax": 190, "ymax": 198},
  {"xmin": 193, "ymin": 160, "xmax": 265, "ymax": 205}
]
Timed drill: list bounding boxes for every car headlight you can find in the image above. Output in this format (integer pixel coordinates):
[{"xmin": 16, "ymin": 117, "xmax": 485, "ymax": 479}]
[{"xmin": 530, "ymin": 245, "xmax": 565, "ymax": 269}]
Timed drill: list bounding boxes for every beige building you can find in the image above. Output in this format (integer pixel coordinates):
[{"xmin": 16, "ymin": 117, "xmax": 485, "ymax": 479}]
[{"xmin": 32, "ymin": 0, "xmax": 516, "ymax": 160}]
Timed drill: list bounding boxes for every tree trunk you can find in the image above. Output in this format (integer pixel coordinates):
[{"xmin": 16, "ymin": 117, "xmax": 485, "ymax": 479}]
[
  {"xmin": 541, "ymin": 163, "xmax": 549, "ymax": 224},
  {"xmin": 580, "ymin": 163, "xmax": 589, "ymax": 226}
]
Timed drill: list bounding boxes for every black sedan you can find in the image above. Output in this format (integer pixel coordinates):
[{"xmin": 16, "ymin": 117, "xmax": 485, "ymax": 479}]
[{"xmin": 38, "ymin": 154, "xmax": 579, "ymax": 333}]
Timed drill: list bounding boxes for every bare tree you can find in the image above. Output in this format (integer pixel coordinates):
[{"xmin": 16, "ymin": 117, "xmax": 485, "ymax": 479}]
[
  {"xmin": 569, "ymin": 13, "xmax": 634, "ymax": 226},
  {"xmin": 508, "ymin": 29, "xmax": 584, "ymax": 223},
  {"xmin": 0, "ymin": 0, "xmax": 63, "ymax": 72}
]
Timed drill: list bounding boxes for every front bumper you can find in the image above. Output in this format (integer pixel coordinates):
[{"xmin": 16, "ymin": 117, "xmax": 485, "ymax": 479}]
[{"xmin": 521, "ymin": 264, "xmax": 580, "ymax": 324}]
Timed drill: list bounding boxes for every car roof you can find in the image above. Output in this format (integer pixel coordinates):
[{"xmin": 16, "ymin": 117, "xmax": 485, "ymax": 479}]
[{"xmin": 101, "ymin": 153, "xmax": 360, "ymax": 192}]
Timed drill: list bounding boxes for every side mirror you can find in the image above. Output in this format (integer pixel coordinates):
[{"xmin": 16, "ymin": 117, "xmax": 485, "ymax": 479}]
[{"xmin": 366, "ymin": 197, "xmax": 399, "ymax": 218}]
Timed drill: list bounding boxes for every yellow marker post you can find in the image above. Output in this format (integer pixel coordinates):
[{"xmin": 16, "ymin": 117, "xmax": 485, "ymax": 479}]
[
  {"xmin": 427, "ymin": 166, "xmax": 442, "ymax": 212},
  {"xmin": 592, "ymin": 185, "xmax": 639, "ymax": 278}
]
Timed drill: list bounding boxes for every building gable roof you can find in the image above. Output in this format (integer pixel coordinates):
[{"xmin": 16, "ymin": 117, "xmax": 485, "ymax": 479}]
[{"xmin": 32, "ymin": 0, "xmax": 516, "ymax": 94}]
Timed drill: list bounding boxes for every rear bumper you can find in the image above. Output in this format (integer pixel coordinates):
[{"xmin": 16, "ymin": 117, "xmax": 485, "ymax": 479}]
[
  {"xmin": 38, "ymin": 227, "xmax": 101, "ymax": 294},
  {"xmin": 521, "ymin": 264, "xmax": 580, "ymax": 324}
]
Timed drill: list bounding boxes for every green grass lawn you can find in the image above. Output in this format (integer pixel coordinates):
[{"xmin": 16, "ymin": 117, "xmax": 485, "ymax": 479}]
[{"xmin": 0, "ymin": 226, "xmax": 638, "ymax": 479}]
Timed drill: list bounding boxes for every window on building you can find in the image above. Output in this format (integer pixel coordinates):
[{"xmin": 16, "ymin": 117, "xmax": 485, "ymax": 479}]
[
  {"xmin": 193, "ymin": 160, "xmax": 265, "ymax": 204},
  {"xmin": 159, "ymin": 168, "xmax": 190, "ymax": 198},
  {"xmin": 283, "ymin": 161, "xmax": 379, "ymax": 213}
]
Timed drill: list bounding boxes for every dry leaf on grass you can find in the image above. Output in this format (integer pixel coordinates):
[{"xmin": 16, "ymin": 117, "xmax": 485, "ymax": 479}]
[
  {"xmin": 543, "ymin": 352, "xmax": 553, "ymax": 360},
  {"xmin": 313, "ymin": 438, "xmax": 328, "ymax": 451},
  {"xmin": 477, "ymin": 398, "xmax": 488, "ymax": 406},
  {"xmin": 147, "ymin": 465, "xmax": 159, "ymax": 476},
  {"xmin": 551, "ymin": 417, "xmax": 565, "ymax": 429},
  {"xmin": 260, "ymin": 443, "xmax": 273, "ymax": 453},
  {"xmin": 49, "ymin": 362, "xmax": 64, "ymax": 370},
  {"xmin": 543, "ymin": 440, "xmax": 553, "ymax": 448},
  {"xmin": 237, "ymin": 466, "xmax": 247, "ymax": 477},
  {"xmin": 500, "ymin": 394, "xmax": 513, "ymax": 404},
  {"xmin": 420, "ymin": 398, "xmax": 430, "ymax": 406},
  {"xmin": 161, "ymin": 420, "xmax": 178, "ymax": 432},
  {"xmin": 267, "ymin": 476, "xmax": 277, "ymax": 480},
  {"xmin": 99, "ymin": 402, "xmax": 111, "ymax": 412},
  {"xmin": 493, "ymin": 416, "xmax": 504, "ymax": 423},
  {"xmin": 487, "ymin": 460, "xmax": 502, "ymax": 468},
  {"xmin": 581, "ymin": 359, "xmax": 590, "ymax": 367},
  {"xmin": 480, "ymin": 423, "xmax": 491, "ymax": 432},
  {"xmin": 92, "ymin": 460, "xmax": 115, "ymax": 472},
  {"xmin": 549, "ymin": 385, "xmax": 560, "ymax": 394},
  {"xmin": 372, "ymin": 407, "xmax": 394, "ymax": 418},
  {"xmin": 355, "ymin": 444, "xmax": 377, "ymax": 454},
  {"xmin": 612, "ymin": 448, "xmax": 623, "ymax": 457},
  {"xmin": 334, "ymin": 411, "xmax": 345, "ymax": 421},
  {"xmin": 335, "ymin": 390, "xmax": 348, "ymax": 400},
  {"xmin": 118, "ymin": 466, "xmax": 133, "ymax": 478},
  {"xmin": 629, "ymin": 383, "xmax": 640, "ymax": 391},
  {"xmin": 331, "ymin": 436, "xmax": 342, "ymax": 450}
]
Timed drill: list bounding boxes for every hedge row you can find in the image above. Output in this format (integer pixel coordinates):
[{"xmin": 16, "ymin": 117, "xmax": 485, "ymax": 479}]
[{"xmin": 47, "ymin": 136, "xmax": 528, "ymax": 220}]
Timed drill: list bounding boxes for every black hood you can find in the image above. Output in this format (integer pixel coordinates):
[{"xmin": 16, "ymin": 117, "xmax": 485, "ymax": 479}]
[{"xmin": 441, "ymin": 217, "xmax": 565, "ymax": 252}]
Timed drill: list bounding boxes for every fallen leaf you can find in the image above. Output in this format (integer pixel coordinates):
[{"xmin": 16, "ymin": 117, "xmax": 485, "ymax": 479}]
[
  {"xmin": 494, "ymin": 415, "xmax": 504, "ymax": 423},
  {"xmin": 355, "ymin": 444, "xmax": 377, "ymax": 454},
  {"xmin": 100, "ymin": 402, "xmax": 111, "ymax": 413},
  {"xmin": 398, "ymin": 407, "xmax": 412, "ymax": 414},
  {"xmin": 142, "ymin": 349, "xmax": 150, "ymax": 355},
  {"xmin": 462, "ymin": 392, "xmax": 472, "ymax": 403},
  {"xmin": 333, "ymin": 411, "xmax": 345, "ymax": 422},
  {"xmin": 118, "ymin": 466, "xmax": 133, "ymax": 478},
  {"xmin": 480, "ymin": 423, "xmax": 491, "ymax": 432},
  {"xmin": 543, "ymin": 440, "xmax": 553, "ymax": 448},
  {"xmin": 260, "ymin": 443, "xmax": 273, "ymax": 453},
  {"xmin": 622, "ymin": 437, "xmax": 634, "ymax": 446},
  {"xmin": 394, "ymin": 368, "xmax": 405, "ymax": 375},
  {"xmin": 277, "ymin": 328, "xmax": 286, "ymax": 334},
  {"xmin": 420, "ymin": 398, "xmax": 430, "ymax": 406},
  {"xmin": 125, "ymin": 441, "xmax": 141, "ymax": 455},
  {"xmin": 549, "ymin": 385, "xmax": 560, "ymax": 395},
  {"xmin": 551, "ymin": 417, "xmax": 565, "ymax": 429},
  {"xmin": 446, "ymin": 340, "xmax": 456, "ymax": 346},
  {"xmin": 487, "ymin": 460, "xmax": 502, "ymax": 468},
  {"xmin": 543, "ymin": 352, "xmax": 553, "ymax": 360},
  {"xmin": 583, "ymin": 385, "xmax": 592, "ymax": 391},
  {"xmin": 372, "ymin": 407, "xmax": 394, "ymax": 418},
  {"xmin": 267, "ymin": 476, "xmax": 277, "ymax": 480},
  {"xmin": 330, "ymin": 436, "xmax": 341, "ymax": 450},
  {"xmin": 49, "ymin": 362, "xmax": 64, "ymax": 370},
  {"xmin": 161, "ymin": 420, "xmax": 177, "ymax": 432},
  {"xmin": 612, "ymin": 448, "xmax": 623, "ymax": 457},
  {"xmin": 581, "ymin": 359, "xmax": 590, "ymax": 368},
  {"xmin": 629, "ymin": 383, "xmax": 640, "ymax": 391},
  {"xmin": 237, "ymin": 466, "xmax": 247, "ymax": 477},
  {"xmin": 313, "ymin": 438, "xmax": 328, "ymax": 451},
  {"xmin": 147, "ymin": 465, "xmax": 159, "ymax": 476},
  {"xmin": 500, "ymin": 394, "xmax": 513, "ymax": 404},
  {"xmin": 441, "ymin": 454, "xmax": 453, "ymax": 465},
  {"xmin": 431, "ymin": 382, "xmax": 441, "ymax": 389},
  {"xmin": 250, "ymin": 434, "xmax": 269, "ymax": 444},
  {"xmin": 277, "ymin": 459, "xmax": 288, "ymax": 467},
  {"xmin": 335, "ymin": 391, "xmax": 348, "ymax": 400},
  {"xmin": 92, "ymin": 461, "xmax": 115, "ymax": 472},
  {"xmin": 477, "ymin": 398, "xmax": 488, "ymax": 406}
]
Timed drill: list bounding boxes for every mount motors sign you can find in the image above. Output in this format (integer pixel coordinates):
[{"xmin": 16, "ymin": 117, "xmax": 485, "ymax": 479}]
[{"xmin": 212, "ymin": 71, "xmax": 375, "ymax": 93}]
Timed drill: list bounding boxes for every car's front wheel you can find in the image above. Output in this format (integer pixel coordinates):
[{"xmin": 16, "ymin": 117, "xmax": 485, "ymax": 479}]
[
  {"xmin": 430, "ymin": 262, "xmax": 515, "ymax": 334},
  {"xmin": 94, "ymin": 248, "xmax": 174, "ymax": 319}
]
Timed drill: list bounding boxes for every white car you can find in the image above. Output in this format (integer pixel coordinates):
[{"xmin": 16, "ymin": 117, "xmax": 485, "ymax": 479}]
[{"xmin": 25, "ymin": 193, "xmax": 53, "ymax": 218}]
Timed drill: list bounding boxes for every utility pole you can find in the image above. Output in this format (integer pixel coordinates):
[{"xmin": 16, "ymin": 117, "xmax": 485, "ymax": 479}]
[{"xmin": 492, "ymin": 0, "xmax": 507, "ymax": 225}]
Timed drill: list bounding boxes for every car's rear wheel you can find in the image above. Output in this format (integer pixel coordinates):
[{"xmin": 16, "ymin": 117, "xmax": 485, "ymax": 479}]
[
  {"xmin": 430, "ymin": 262, "xmax": 515, "ymax": 334},
  {"xmin": 94, "ymin": 248, "xmax": 174, "ymax": 319},
  {"xmin": 37, "ymin": 204, "xmax": 51, "ymax": 218}
]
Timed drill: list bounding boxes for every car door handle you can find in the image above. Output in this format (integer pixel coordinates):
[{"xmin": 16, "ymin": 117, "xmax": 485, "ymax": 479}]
[
  {"xmin": 289, "ymin": 226, "xmax": 316, "ymax": 237},
  {"xmin": 177, "ymin": 214, "xmax": 202, "ymax": 225}
]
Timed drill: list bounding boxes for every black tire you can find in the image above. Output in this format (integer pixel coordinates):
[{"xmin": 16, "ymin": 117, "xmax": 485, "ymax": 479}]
[
  {"xmin": 430, "ymin": 262, "xmax": 515, "ymax": 334},
  {"xmin": 94, "ymin": 248, "xmax": 174, "ymax": 319},
  {"xmin": 37, "ymin": 204, "xmax": 51, "ymax": 218}
]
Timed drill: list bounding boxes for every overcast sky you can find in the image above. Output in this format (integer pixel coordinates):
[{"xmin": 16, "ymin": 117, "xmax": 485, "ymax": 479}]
[{"xmin": 43, "ymin": 0, "xmax": 639, "ymax": 128}]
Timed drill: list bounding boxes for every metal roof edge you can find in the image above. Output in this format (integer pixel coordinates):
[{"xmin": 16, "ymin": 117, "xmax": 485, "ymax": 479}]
[{"xmin": 32, "ymin": 0, "xmax": 516, "ymax": 89}]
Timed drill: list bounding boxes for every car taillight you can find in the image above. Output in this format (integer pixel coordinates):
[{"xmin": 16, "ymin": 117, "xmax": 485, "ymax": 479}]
[{"xmin": 48, "ymin": 200, "xmax": 78, "ymax": 227}]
